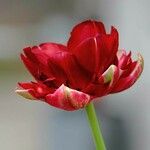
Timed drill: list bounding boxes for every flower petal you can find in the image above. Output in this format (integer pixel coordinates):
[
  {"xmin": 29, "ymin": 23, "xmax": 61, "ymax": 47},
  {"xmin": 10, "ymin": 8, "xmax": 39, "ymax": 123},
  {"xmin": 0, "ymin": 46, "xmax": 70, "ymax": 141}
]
[
  {"xmin": 23, "ymin": 43, "xmax": 67, "ymax": 66},
  {"xmin": 116, "ymin": 50, "xmax": 132, "ymax": 69},
  {"xmin": 111, "ymin": 53, "xmax": 144, "ymax": 93},
  {"xmin": 98, "ymin": 65, "xmax": 122, "ymax": 85},
  {"xmin": 22, "ymin": 43, "xmax": 68, "ymax": 85},
  {"xmin": 46, "ymin": 84, "xmax": 91, "ymax": 111},
  {"xmin": 98, "ymin": 27, "xmax": 119, "ymax": 73},
  {"xmin": 48, "ymin": 52, "xmax": 92, "ymax": 90},
  {"xmin": 82, "ymin": 65, "xmax": 122, "ymax": 97},
  {"xmin": 16, "ymin": 82, "xmax": 53, "ymax": 100},
  {"xmin": 83, "ymin": 83, "xmax": 107, "ymax": 97},
  {"xmin": 15, "ymin": 89, "xmax": 36, "ymax": 100},
  {"xmin": 83, "ymin": 65, "xmax": 123, "ymax": 98},
  {"xmin": 21, "ymin": 54, "xmax": 40, "ymax": 80},
  {"xmin": 68, "ymin": 20, "xmax": 106, "ymax": 50},
  {"xmin": 70, "ymin": 37, "xmax": 99, "ymax": 73},
  {"xmin": 69, "ymin": 27, "xmax": 118, "ymax": 74},
  {"xmin": 98, "ymin": 65, "xmax": 122, "ymax": 94}
]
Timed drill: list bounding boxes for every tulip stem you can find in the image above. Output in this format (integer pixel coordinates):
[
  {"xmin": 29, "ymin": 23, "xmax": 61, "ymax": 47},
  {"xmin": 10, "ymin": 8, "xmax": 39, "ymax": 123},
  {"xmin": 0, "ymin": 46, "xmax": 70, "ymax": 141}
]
[{"xmin": 85, "ymin": 102, "xmax": 106, "ymax": 150}]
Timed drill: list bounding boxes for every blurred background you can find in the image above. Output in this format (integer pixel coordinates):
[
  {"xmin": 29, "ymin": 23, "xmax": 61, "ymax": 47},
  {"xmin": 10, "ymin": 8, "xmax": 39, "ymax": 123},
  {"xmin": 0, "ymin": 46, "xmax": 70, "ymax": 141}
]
[{"xmin": 0, "ymin": 0, "xmax": 149, "ymax": 150}]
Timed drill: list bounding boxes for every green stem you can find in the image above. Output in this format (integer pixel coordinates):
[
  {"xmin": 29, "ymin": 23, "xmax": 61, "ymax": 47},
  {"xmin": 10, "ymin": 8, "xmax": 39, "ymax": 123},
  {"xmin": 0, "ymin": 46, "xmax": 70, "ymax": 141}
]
[{"xmin": 85, "ymin": 102, "xmax": 106, "ymax": 150}]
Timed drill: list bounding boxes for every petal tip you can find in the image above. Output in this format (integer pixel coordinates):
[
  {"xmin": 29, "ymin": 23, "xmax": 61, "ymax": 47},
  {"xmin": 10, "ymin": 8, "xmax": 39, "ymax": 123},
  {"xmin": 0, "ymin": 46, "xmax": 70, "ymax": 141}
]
[
  {"xmin": 137, "ymin": 53, "xmax": 144, "ymax": 69},
  {"xmin": 15, "ymin": 88, "xmax": 36, "ymax": 100}
]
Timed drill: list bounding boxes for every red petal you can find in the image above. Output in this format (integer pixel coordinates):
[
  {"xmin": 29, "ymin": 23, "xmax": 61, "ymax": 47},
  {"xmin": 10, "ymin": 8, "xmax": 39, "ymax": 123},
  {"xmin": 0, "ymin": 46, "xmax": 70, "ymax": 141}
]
[
  {"xmin": 17, "ymin": 82, "xmax": 53, "ymax": 99},
  {"xmin": 104, "ymin": 65, "xmax": 122, "ymax": 94},
  {"xmin": 120, "ymin": 62, "xmax": 137, "ymax": 78},
  {"xmin": 83, "ymin": 66, "xmax": 121, "ymax": 98},
  {"xmin": 23, "ymin": 43, "xmax": 67, "ymax": 68},
  {"xmin": 117, "ymin": 50, "xmax": 132, "ymax": 69},
  {"xmin": 70, "ymin": 37, "xmax": 99, "ymax": 73},
  {"xmin": 48, "ymin": 59, "xmax": 67, "ymax": 87},
  {"xmin": 22, "ymin": 46, "xmax": 53, "ymax": 80},
  {"xmin": 98, "ymin": 27, "xmax": 119, "ymax": 73},
  {"xmin": 98, "ymin": 65, "xmax": 121, "ymax": 84},
  {"xmin": 90, "ymin": 65, "xmax": 121, "ymax": 96},
  {"xmin": 22, "ymin": 43, "xmax": 68, "ymax": 85},
  {"xmin": 111, "ymin": 54, "xmax": 144, "ymax": 93},
  {"xmin": 21, "ymin": 54, "xmax": 40, "ymax": 80},
  {"xmin": 83, "ymin": 83, "xmax": 107, "ymax": 97},
  {"xmin": 68, "ymin": 20, "xmax": 106, "ymax": 50},
  {"xmin": 46, "ymin": 84, "xmax": 91, "ymax": 111},
  {"xmin": 48, "ymin": 52, "xmax": 92, "ymax": 90},
  {"xmin": 23, "ymin": 43, "xmax": 67, "ymax": 65},
  {"xmin": 69, "ymin": 26, "xmax": 118, "ymax": 74}
]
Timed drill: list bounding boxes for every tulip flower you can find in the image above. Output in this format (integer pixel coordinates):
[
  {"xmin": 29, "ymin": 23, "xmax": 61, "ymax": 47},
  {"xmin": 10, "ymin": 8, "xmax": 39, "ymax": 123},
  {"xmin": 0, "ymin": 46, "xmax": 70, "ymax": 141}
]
[{"xmin": 16, "ymin": 20, "xmax": 143, "ymax": 150}]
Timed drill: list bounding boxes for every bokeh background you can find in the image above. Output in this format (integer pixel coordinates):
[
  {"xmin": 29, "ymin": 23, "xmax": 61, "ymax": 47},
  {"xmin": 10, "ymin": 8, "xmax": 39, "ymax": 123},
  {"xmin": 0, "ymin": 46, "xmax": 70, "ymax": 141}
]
[{"xmin": 0, "ymin": 0, "xmax": 149, "ymax": 150}]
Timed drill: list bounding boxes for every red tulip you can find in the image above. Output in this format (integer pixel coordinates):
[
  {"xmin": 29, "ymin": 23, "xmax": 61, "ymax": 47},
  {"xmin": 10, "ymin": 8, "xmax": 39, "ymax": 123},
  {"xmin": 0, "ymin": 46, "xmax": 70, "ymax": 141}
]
[{"xmin": 16, "ymin": 20, "xmax": 144, "ymax": 111}]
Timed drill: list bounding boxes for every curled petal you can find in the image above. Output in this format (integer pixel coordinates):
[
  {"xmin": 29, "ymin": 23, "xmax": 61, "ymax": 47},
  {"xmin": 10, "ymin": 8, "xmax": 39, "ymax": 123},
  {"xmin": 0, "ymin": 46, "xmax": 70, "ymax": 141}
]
[
  {"xmin": 46, "ymin": 84, "xmax": 91, "ymax": 111},
  {"xmin": 83, "ymin": 65, "xmax": 122, "ymax": 97},
  {"xmin": 22, "ymin": 43, "xmax": 68, "ymax": 85},
  {"xmin": 116, "ymin": 49, "xmax": 126, "ymax": 61},
  {"xmin": 98, "ymin": 65, "xmax": 122, "ymax": 85},
  {"xmin": 16, "ymin": 82, "xmax": 53, "ymax": 100},
  {"xmin": 117, "ymin": 50, "xmax": 132, "ymax": 69},
  {"xmin": 111, "ymin": 53, "xmax": 144, "ymax": 93},
  {"xmin": 68, "ymin": 20, "xmax": 106, "ymax": 50},
  {"xmin": 15, "ymin": 89, "xmax": 36, "ymax": 100},
  {"xmin": 98, "ymin": 65, "xmax": 122, "ymax": 94}
]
